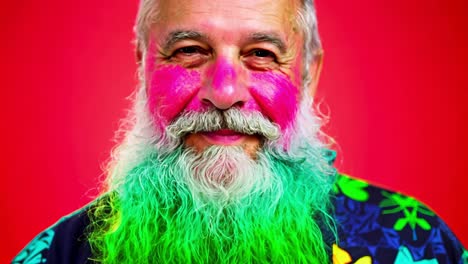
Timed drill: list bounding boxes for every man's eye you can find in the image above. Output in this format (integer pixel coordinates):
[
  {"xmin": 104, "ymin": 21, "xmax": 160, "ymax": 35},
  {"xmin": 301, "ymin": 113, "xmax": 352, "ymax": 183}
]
[
  {"xmin": 169, "ymin": 46, "xmax": 209, "ymax": 68},
  {"xmin": 175, "ymin": 46, "xmax": 201, "ymax": 55},
  {"xmin": 242, "ymin": 49, "xmax": 278, "ymax": 70},
  {"xmin": 252, "ymin": 49, "xmax": 276, "ymax": 58}
]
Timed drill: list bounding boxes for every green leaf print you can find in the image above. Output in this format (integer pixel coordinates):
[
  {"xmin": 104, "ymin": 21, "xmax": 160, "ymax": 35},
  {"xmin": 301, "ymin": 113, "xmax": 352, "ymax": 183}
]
[
  {"xmin": 335, "ymin": 174, "xmax": 370, "ymax": 202},
  {"xmin": 379, "ymin": 191, "xmax": 434, "ymax": 236},
  {"xmin": 394, "ymin": 218, "xmax": 409, "ymax": 231},
  {"xmin": 462, "ymin": 250, "xmax": 468, "ymax": 264},
  {"xmin": 416, "ymin": 218, "xmax": 431, "ymax": 230}
]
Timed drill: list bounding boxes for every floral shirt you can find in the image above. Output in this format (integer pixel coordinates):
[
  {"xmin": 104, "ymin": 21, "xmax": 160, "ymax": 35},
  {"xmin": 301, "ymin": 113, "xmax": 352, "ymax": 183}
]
[
  {"xmin": 333, "ymin": 174, "xmax": 467, "ymax": 264},
  {"xmin": 13, "ymin": 174, "xmax": 467, "ymax": 264}
]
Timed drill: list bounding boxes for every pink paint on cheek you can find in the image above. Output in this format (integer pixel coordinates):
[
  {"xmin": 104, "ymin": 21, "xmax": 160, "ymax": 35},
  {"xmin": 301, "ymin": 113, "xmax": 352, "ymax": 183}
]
[
  {"xmin": 250, "ymin": 72, "xmax": 300, "ymax": 132},
  {"xmin": 243, "ymin": 100, "xmax": 263, "ymax": 112},
  {"xmin": 147, "ymin": 64, "xmax": 201, "ymax": 131}
]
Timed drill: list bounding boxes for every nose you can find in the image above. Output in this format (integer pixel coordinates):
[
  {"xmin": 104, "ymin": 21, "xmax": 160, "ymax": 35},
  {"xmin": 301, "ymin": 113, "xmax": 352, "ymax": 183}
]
[{"xmin": 198, "ymin": 58, "xmax": 249, "ymax": 110}]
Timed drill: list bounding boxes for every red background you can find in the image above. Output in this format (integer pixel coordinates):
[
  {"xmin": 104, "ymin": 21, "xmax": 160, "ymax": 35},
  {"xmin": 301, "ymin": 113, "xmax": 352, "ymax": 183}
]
[{"xmin": 2, "ymin": 0, "xmax": 467, "ymax": 262}]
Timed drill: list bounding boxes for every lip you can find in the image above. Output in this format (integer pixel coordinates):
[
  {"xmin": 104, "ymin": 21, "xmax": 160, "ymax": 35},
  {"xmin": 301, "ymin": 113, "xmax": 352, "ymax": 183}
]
[{"xmin": 201, "ymin": 129, "xmax": 245, "ymax": 145}]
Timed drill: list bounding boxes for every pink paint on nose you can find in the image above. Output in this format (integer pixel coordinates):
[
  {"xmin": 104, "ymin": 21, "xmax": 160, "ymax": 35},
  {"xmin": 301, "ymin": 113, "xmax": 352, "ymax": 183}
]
[
  {"xmin": 210, "ymin": 58, "xmax": 236, "ymax": 91},
  {"xmin": 200, "ymin": 58, "xmax": 248, "ymax": 109},
  {"xmin": 250, "ymin": 71, "xmax": 299, "ymax": 132}
]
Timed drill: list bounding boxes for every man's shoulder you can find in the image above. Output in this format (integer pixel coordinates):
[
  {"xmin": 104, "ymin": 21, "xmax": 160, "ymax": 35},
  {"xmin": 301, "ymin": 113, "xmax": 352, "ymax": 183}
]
[
  {"xmin": 333, "ymin": 173, "xmax": 429, "ymax": 207},
  {"xmin": 333, "ymin": 173, "xmax": 467, "ymax": 264},
  {"xmin": 13, "ymin": 203, "xmax": 94, "ymax": 264}
]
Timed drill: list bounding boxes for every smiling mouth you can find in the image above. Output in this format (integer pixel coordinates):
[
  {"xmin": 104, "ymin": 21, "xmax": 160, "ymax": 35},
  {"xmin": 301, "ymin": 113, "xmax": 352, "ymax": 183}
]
[{"xmin": 201, "ymin": 129, "xmax": 247, "ymax": 145}]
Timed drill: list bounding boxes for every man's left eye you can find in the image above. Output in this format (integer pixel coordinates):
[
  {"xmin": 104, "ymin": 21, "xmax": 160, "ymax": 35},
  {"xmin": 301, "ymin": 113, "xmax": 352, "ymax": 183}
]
[
  {"xmin": 242, "ymin": 49, "xmax": 278, "ymax": 70},
  {"xmin": 252, "ymin": 49, "xmax": 275, "ymax": 58}
]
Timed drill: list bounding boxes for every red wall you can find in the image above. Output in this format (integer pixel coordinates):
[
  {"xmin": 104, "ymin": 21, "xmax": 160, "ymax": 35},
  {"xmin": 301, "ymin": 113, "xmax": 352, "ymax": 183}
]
[{"xmin": 2, "ymin": 0, "xmax": 467, "ymax": 262}]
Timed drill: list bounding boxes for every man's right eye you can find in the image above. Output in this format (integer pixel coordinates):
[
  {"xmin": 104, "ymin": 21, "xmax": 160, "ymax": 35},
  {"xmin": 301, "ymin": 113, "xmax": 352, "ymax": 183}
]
[
  {"xmin": 172, "ymin": 46, "xmax": 207, "ymax": 56},
  {"xmin": 174, "ymin": 46, "xmax": 203, "ymax": 56},
  {"xmin": 169, "ymin": 46, "xmax": 209, "ymax": 67}
]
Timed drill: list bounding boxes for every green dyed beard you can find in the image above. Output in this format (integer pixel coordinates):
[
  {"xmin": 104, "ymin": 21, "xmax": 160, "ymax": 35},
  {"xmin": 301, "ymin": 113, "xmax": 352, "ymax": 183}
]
[{"xmin": 88, "ymin": 143, "xmax": 336, "ymax": 263}]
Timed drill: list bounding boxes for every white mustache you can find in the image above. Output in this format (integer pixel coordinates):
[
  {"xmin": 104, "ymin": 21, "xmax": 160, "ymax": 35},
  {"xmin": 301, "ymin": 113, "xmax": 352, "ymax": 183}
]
[{"xmin": 166, "ymin": 108, "xmax": 280, "ymax": 140}]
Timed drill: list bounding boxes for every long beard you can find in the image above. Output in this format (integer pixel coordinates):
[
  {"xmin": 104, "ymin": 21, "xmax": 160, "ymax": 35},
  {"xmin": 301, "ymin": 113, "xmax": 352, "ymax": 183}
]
[
  {"xmin": 88, "ymin": 88, "xmax": 337, "ymax": 263},
  {"xmin": 88, "ymin": 143, "xmax": 336, "ymax": 263}
]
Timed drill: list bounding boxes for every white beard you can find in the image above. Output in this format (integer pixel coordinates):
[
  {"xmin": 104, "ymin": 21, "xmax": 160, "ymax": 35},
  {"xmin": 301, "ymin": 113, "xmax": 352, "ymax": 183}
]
[{"xmin": 105, "ymin": 83, "xmax": 331, "ymax": 203}]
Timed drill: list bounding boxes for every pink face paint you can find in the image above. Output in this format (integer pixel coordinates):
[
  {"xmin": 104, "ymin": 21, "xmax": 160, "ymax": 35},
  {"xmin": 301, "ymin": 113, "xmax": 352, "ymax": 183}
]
[
  {"xmin": 146, "ymin": 45, "xmax": 301, "ymax": 148},
  {"xmin": 249, "ymin": 71, "xmax": 300, "ymax": 132},
  {"xmin": 210, "ymin": 58, "xmax": 237, "ymax": 91},
  {"xmin": 199, "ymin": 58, "xmax": 248, "ymax": 110},
  {"xmin": 146, "ymin": 62, "xmax": 202, "ymax": 132}
]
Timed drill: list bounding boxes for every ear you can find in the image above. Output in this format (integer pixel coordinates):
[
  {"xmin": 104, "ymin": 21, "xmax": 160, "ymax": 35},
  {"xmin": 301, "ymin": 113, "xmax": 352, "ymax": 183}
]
[{"xmin": 307, "ymin": 50, "xmax": 324, "ymax": 97}]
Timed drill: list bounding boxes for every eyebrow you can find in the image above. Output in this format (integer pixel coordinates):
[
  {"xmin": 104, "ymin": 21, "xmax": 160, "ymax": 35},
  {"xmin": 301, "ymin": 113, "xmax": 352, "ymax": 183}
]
[
  {"xmin": 162, "ymin": 30, "xmax": 210, "ymax": 51},
  {"xmin": 162, "ymin": 30, "xmax": 287, "ymax": 54},
  {"xmin": 247, "ymin": 32, "xmax": 287, "ymax": 54}
]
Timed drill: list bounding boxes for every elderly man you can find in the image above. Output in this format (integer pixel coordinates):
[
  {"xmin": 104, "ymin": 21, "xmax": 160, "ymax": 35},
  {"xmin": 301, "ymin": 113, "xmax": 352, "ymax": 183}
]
[{"xmin": 14, "ymin": 0, "xmax": 466, "ymax": 263}]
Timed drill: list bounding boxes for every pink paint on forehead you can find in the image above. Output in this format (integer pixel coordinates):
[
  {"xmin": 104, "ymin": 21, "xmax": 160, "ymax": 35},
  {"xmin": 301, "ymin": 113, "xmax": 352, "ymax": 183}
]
[
  {"xmin": 249, "ymin": 71, "xmax": 300, "ymax": 131},
  {"xmin": 147, "ymin": 63, "xmax": 201, "ymax": 131}
]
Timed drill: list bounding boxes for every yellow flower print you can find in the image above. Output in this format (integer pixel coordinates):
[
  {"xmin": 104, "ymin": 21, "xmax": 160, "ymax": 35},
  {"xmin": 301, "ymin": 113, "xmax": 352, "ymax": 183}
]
[{"xmin": 333, "ymin": 244, "xmax": 372, "ymax": 264}]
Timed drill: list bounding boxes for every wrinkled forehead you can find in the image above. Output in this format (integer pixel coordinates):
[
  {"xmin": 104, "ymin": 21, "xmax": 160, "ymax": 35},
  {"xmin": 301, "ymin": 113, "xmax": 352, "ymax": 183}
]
[
  {"xmin": 151, "ymin": 0, "xmax": 302, "ymax": 45},
  {"xmin": 157, "ymin": 0, "xmax": 300, "ymax": 22}
]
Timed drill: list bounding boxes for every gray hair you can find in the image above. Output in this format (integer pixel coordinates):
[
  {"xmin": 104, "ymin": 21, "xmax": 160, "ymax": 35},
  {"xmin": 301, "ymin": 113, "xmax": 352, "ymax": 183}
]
[
  {"xmin": 106, "ymin": 0, "xmax": 327, "ymax": 190},
  {"xmin": 134, "ymin": 0, "xmax": 322, "ymax": 87}
]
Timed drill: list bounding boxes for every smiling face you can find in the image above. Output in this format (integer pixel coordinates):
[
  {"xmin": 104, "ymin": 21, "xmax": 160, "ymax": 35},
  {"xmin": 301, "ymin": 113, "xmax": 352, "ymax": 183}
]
[
  {"xmin": 90, "ymin": 2, "xmax": 336, "ymax": 262},
  {"xmin": 145, "ymin": 0, "xmax": 306, "ymax": 156}
]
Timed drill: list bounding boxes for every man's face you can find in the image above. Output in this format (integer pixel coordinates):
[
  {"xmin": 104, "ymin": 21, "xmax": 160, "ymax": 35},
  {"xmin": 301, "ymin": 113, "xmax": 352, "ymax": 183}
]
[
  {"xmin": 145, "ymin": 0, "xmax": 305, "ymax": 156},
  {"xmin": 90, "ymin": 3, "xmax": 334, "ymax": 262}
]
